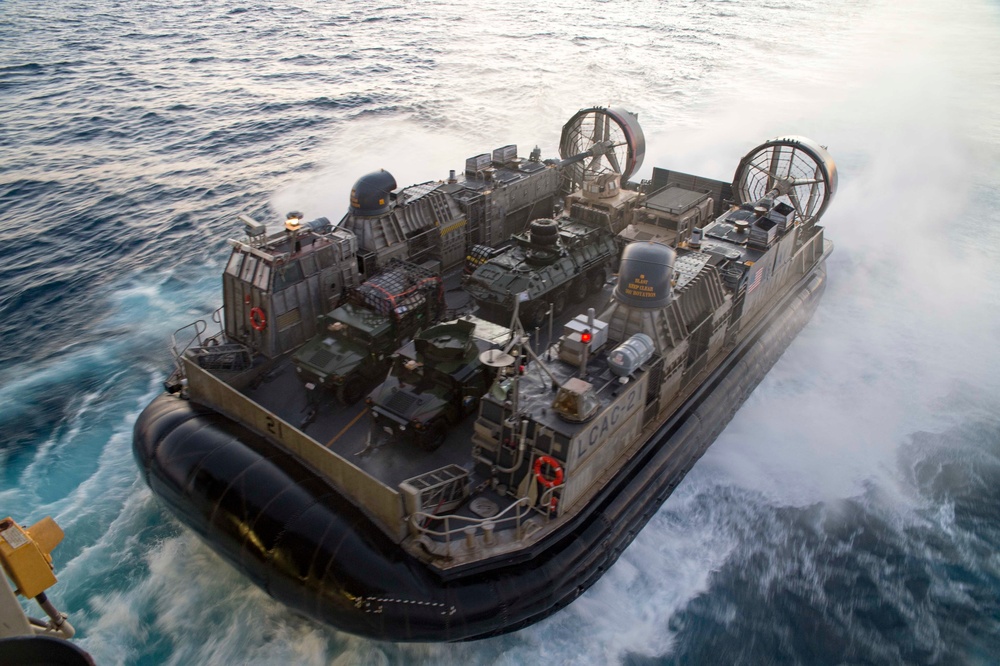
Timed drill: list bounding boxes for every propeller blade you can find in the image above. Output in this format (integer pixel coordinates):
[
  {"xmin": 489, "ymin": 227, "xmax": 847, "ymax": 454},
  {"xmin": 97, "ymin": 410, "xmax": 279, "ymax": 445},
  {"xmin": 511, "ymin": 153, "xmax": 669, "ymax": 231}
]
[
  {"xmin": 805, "ymin": 163, "xmax": 822, "ymax": 217},
  {"xmin": 608, "ymin": 150, "xmax": 621, "ymax": 174},
  {"xmin": 788, "ymin": 188, "xmax": 807, "ymax": 223},
  {"xmin": 768, "ymin": 145, "xmax": 782, "ymax": 192}
]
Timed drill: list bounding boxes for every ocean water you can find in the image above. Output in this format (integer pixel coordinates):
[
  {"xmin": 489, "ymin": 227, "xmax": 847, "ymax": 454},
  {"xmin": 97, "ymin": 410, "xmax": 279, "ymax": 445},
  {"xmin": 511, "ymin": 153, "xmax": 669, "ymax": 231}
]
[{"xmin": 2, "ymin": 0, "xmax": 999, "ymax": 663}]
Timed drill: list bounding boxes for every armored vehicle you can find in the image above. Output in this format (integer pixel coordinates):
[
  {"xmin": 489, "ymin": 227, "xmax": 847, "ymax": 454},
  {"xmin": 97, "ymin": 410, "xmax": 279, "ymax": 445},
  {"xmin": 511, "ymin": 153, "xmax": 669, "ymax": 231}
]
[
  {"xmin": 368, "ymin": 318, "xmax": 505, "ymax": 451},
  {"xmin": 463, "ymin": 139, "xmax": 653, "ymax": 330},
  {"xmin": 134, "ymin": 107, "xmax": 838, "ymax": 641},
  {"xmin": 292, "ymin": 261, "xmax": 444, "ymax": 405},
  {"xmin": 618, "ymin": 181, "xmax": 718, "ymax": 247},
  {"xmin": 463, "ymin": 217, "xmax": 620, "ymax": 329}
]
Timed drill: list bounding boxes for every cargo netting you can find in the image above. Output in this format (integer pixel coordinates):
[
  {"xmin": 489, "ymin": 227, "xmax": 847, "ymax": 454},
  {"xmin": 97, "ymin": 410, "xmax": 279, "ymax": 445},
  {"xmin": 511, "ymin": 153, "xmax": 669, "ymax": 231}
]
[{"xmin": 349, "ymin": 260, "xmax": 444, "ymax": 321}]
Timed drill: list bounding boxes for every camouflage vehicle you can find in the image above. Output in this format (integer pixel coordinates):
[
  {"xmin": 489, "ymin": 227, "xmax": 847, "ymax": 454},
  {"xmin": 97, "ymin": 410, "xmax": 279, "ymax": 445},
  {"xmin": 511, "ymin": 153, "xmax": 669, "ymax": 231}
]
[
  {"xmin": 293, "ymin": 261, "xmax": 444, "ymax": 404},
  {"xmin": 463, "ymin": 217, "xmax": 619, "ymax": 329},
  {"xmin": 367, "ymin": 318, "xmax": 505, "ymax": 451}
]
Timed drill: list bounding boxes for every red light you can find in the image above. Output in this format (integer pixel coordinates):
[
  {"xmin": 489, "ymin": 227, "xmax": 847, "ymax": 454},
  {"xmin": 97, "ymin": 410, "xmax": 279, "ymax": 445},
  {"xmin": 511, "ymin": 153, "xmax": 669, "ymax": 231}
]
[{"xmin": 581, "ymin": 330, "xmax": 592, "ymax": 344}]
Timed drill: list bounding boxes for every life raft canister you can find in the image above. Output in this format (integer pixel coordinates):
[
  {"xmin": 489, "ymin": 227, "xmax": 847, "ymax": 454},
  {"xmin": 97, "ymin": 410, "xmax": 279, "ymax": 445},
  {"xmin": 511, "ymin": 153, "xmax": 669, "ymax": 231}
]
[
  {"xmin": 533, "ymin": 455, "xmax": 564, "ymax": 488},
  {"xmin": 250, "ymin": 307, "xmax": 267, "ymax": 332}
]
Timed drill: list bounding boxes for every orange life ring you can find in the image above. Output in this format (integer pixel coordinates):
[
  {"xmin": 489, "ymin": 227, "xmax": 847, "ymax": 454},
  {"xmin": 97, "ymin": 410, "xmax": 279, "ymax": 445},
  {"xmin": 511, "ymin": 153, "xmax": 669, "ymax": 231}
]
[
  {"xmin": 534, "ymin": 455, "xmax": 564, "ymax": 489},
  {"xmin": 250, "ymin": 307, "xmax": 267, "ymax": 332}
]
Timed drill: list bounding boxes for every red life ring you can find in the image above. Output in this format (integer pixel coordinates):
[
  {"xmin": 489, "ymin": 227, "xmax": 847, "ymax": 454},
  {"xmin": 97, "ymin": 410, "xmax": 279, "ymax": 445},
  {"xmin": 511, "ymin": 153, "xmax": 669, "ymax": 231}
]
[
  {"xmin": 534, "ymin": 455, "xmax": 564, "ymax": 489},
  {"xmin": 250, "ymin": 307, "xmax": 267, "ymax": 332}
]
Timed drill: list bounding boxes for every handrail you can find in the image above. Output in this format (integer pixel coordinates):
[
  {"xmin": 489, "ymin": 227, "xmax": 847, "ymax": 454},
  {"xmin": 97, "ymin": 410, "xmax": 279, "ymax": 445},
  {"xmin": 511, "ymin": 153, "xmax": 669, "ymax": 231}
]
[
  {"xmin": 169, "ymin": 319, "xmax": 207, "ymax": 378},
  {"xmin": 210, "ymin": 305, "xmax": 225, "ymax": 329},
  {"xmin": 409, "ymin": 497, "xmax": 533, "ymax": 557},
  {"xmin": 169, "ymin": 307, "xmax": 227, "ymax": 380},
  {"xmin": 538, "ymin": 483, "xmax": 565, "ymax": 519}
]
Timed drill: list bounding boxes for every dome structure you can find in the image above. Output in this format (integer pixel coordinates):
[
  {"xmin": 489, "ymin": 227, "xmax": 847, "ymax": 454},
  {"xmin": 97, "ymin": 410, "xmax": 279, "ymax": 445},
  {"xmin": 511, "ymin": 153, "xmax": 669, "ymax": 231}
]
[
  {"xmin": 350, "ymin": 170, "xmax": 397, "ymax": 216},
  {"xmin": 613, "ymin": 241, "xmax": 675, "ymax": 308}
]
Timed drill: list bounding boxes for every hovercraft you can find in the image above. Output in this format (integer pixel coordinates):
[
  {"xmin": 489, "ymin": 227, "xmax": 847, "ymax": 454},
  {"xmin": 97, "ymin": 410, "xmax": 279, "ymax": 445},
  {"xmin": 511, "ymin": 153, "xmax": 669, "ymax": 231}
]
[{"xmin": 134, "ymin": 109, "xmax": 837, "ymax": 641}]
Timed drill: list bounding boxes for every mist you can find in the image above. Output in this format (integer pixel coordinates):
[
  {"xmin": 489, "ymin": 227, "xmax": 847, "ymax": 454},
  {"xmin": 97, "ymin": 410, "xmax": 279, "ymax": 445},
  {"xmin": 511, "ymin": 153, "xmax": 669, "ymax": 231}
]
[{"xmin": 2, "ymin": 0, "xmax": 997, "ymax": 662}]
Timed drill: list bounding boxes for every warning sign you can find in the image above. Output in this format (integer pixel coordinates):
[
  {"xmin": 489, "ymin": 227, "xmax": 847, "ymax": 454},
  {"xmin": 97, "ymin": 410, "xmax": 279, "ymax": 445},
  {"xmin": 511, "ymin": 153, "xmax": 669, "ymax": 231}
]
[{"xmin": 623, "ymin": 273, "xmax": 659, "ymax": 299}]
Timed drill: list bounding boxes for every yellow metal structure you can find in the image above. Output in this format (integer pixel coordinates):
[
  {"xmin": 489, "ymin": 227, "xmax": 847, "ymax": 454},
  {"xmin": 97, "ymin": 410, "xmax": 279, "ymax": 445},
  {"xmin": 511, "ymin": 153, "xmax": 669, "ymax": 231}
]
[{"xmin": 0, "ymin": 516, "xmax": 64, "ymax": 599}]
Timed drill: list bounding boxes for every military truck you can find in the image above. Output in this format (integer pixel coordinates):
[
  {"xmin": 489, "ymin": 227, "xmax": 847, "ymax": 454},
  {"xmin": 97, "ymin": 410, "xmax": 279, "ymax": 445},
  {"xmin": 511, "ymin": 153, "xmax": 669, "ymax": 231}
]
[
  {"xmin": 462, "ymin": 217, "xmax": 620, "ymax": 329},
  {"xmin": 292, "ymin": 261, "xmax": 444, "ymax": 404},
  {"xmin": 367, "ymin": 317, "xmax": 508, "ymax": 451}
]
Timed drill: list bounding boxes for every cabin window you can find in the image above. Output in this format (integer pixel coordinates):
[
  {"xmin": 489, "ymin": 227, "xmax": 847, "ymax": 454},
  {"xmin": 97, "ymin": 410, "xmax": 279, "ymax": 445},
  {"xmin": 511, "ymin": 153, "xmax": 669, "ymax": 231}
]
[
  {"xmin": 273, "ymin": 261, "xmax": 304, "ymax": 291},
  {"xmin": 315, "ymin": 246, "xmax": 334, "ymax": 268},
  {"xmin": 300, "ymin": 254, "xmax": 317, "ymax": 277},
  {"xmin": 347, "ymin": 328, "xmax": 372, "ymax": 344},
  {"xmin": 651, "ymin": 215, "xmax": 670, "ymax": 230},
  {"xmin": 254, "ymin": 263, "xmax": 271, "ymax": 290},
  {"xmin": 225, "ymin": 252, "xmax": 244, "ymax": 277},
  {"xmin": 240, "ymin": 255, "xmax": 259, "ymax": 283},
  {"xmin": 393, "ymin": 356, "xmax": 424, "ymax": 386}
]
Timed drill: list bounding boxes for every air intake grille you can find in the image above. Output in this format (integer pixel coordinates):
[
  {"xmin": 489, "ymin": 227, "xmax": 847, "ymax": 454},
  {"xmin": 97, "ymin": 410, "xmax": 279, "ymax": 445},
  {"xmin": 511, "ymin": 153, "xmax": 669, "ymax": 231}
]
[
  {"xmin": 309, "ymin": 349, "xmax": 335, "ymax": 367},
  {"xmin": 385, "ymin": 391, "xmax": 418, "ymax": 414},
  {"xmin": 277, "ymin": 308, "xmax": 301, "ymax": 330}
]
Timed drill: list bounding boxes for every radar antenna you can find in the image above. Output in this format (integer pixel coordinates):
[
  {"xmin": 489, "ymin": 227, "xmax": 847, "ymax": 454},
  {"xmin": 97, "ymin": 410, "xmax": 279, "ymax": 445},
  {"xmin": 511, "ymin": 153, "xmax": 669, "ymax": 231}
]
[
  {"xmin": 559, "ymin": 107, "xmax": 646, "ymax": 192},
  {"xmin": 733, "ymin": 136, "xmax": 838, "ymax": 228}
]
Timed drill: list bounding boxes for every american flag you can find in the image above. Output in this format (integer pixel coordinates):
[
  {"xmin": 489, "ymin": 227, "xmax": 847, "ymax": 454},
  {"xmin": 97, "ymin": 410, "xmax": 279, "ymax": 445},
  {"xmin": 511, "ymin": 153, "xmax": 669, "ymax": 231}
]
[{"xmin": 747, "ymin": 266, "xmax": 764, "ymax": 294}]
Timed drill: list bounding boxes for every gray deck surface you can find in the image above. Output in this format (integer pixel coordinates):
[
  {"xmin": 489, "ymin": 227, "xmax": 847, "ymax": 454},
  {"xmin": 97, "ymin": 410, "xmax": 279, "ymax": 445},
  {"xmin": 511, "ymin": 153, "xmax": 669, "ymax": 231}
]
[{"xmin": 242, "ymin": 267, "xmax": 614, "ymax": 493}]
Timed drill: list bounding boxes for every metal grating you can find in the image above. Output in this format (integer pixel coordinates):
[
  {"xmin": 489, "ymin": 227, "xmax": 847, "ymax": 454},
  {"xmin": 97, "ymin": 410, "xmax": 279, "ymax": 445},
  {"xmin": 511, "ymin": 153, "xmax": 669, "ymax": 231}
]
[
  {"xmin": 309, "ymin": 348, "xmax": 335, "ymax": 367},
  {"xmin": 385, "ymin": 390, "xmax": 418, "ymax": 413}
]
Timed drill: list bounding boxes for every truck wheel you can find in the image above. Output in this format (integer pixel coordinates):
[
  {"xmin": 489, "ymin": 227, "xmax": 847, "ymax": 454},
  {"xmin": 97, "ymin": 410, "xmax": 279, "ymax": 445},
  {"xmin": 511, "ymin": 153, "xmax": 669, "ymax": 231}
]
[
  {"xmin": 588, "ymin": 268, "xmax": 606, "ymax": 292},
  {"xmin": 570, "ymin": 277, "xmax": 588, "ymax": 303},
  {"xmin": 523, "ymin": 303, "xmax": 547, "ymax": 329},
  {"xmin": 419, "ymin": 420, "xmax": 447, "ymax": 452},
  {"xmin": 529, "ymin": 220, "xmax": 559, "ymax": 246},
  {"xmin": 551, "ymin": 291, "xmax": 566, "ymax": 317},
  {"xmin": 530, "ymin": 219, "xmax": 558, "ymax": 236},
  {"xmin": 337, "ymin": 378, "xmax": 364, "ymax": 405}
]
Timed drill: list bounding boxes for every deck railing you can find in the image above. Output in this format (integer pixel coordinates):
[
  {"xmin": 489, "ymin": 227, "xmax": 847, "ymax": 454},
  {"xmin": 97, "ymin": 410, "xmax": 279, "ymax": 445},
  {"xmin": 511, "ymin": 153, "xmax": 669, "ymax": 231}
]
[
  {"xmin": 408, "ymin": 496, "xmax": 534, "ymax": 558},
  {"xmin": 169, "ymin": 307, "xmax": 226, "ymax": 380},
  {"xmin": 170, "ymin": 320, "xmax": 207, "ymax": 375}
]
